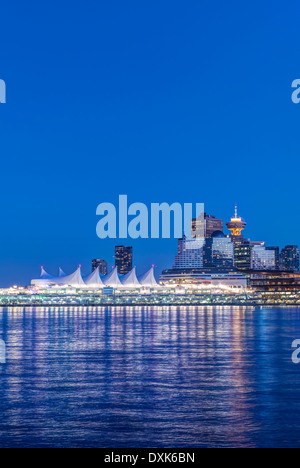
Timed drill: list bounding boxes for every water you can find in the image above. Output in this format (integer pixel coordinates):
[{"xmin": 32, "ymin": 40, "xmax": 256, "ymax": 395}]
[{"xmin": 0, "ymin": 306, "xmax": 300, "ymax": 448}]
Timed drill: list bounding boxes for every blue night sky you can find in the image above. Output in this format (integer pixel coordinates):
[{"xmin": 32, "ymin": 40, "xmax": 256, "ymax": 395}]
[{"xmin": 0, "ymin": 0, "xmax": 300, "ymax": 286}]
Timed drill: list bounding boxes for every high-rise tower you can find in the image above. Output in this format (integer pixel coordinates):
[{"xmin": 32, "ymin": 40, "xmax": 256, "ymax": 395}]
[
  {"xmin": 92, "ymin": 259, "xmax": 108, "ymax": 275},
  {"xmin": 115, "ymin": 246, "xmax": 133, "ymax": 275},
  {"xmin": 191, "ymin": 213, "xmax": 223, "ymax": 239},
  {"xmin": 226, "ymin": 205, "xmax": 247, "ymax": 243},
  {"xmin": 280, "ymin": 245, "xmax": 300, "ymax": 271}
]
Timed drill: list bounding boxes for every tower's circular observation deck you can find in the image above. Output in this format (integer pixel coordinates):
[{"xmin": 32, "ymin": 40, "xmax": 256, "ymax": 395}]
[{"xmin": 226, "ymin": 205, "xmax": 247, "ymax": 236}]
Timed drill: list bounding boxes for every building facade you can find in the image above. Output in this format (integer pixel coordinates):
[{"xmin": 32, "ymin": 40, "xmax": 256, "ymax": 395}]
[
  {"xmin": 191, "ymin": 213, "xmax": 223, "ymax": 239},
  {"xmin": 280, "ymin": 245, "xmax": 300, "ymax": 271},
  {"xmin": 115, "ymin": 246, "xmax": 133, "ymax": 275},
  {"xmin": 203, "ymin": 232, "xmax": 234, "ymax": 268},
  {"xmin": 251, "ymin": 245, "xmax": 276, "ymax": 270},
  {"xmin": 174, "ymin": 237, "xmax": 205, "ymax": 269},
  {"xmin": 234, "ymin": 242, "xmax": 253, "ymax": 270},
  {"xmin": 92, "ymin": 259, "xmax": 108, "ymax": 275},
  {"xmin": 266, "ymin": 246, "xmax": 280, "ymax": 270},
  {"xmin": 249, "ymin": 270, "xmax": 300, "ymax": 292},
  {"xmin": 160, "ymin": 267, "xmax": 247, "ymax": 289}
]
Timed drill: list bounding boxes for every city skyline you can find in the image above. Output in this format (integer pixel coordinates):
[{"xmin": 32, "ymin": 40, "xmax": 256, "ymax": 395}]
[{"xmin": 6, "ymin": 204, "xmax": 300, "ymax": 287}]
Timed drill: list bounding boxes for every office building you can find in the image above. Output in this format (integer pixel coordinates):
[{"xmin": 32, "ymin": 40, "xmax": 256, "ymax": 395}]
[
  {"xmin": 115, "ymin": 246, "xmax": 133, "ymax": 275},
  {"xmin": 234, "ymin": 242, "xmax": 253, "ymax": 270},
  {"xmin": 92, "ymin": 259, "xmax": 108, "ymax": 275},
  {"xmin": 203, "ymin": 231, "xmax": 234, "ymax": 268},
  {"xmin": 280, "ymin": 245, "xmax": 300, "ymax": 271},
  {"xmin": 191, "ymin": 213, "xmax": 223, "ymax": 239},
  {"xmin": 174, "ymin": 236, "xmax": 205, "ymax": 269},
  {"xmin": 266, "ymin": 247, "xmax": 280, "ymax": 270},
  {"xmin": 251, "ymin": 245, "xmax": 276, "ymax": 270}
]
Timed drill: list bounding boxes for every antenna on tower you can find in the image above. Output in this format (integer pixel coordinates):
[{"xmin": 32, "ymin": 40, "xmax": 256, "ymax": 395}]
[{"xmin": 235, "ymin": 203, "xmax": 238, "ymax": 219}]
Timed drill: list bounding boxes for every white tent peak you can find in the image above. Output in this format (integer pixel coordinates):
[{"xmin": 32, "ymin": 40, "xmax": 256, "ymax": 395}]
[
  {"xmin": 121, "ymin": 267, "xmax": 141, "ymax": 287},
  {"xmin": 40, "ymin": 267, "xmax": 53, "ymax": 279},
  {"xmin": 58, "ymin": 267, "xmax": 67, "ymax": 277},
  {"xmin": 84, "ymin": 267, "xmax": 104, "ymax": 288},
  {"xmin": 139, "ymin": 266, "xmax": 158, "ymax": 287},
  {"xmin": 104, "ymin": 267, "xmax": 123, "ymax": 287},
  {"xmin": 51, "ymin": 267, "xmax": 85, "ymax": 287}
]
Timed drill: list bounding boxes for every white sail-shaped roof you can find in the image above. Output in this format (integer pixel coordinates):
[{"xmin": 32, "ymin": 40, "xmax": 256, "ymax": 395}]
[
  {"xmin": 52, "ymin": 267, "xmax": 85, "ymax": 287},
  {"xmin": 121, "ymin": 267, "xmax": 141, "ymax": 287},
  {"xmin": 139, "ymin": 267, "xmax": 158, "ymax": 287},
  {"xmin": 58, "ymin": 267, "xmax": 67, "ymax": 277},
  {"xmin": 103, "ymin": 268, "xmax": 123, "ymax": 287},
  {"xmin": 84, "ymin": 267, "xmax": 104, "ymax": 288},
  {"xmin": 40, "ymin": 267, "xmax": 53, "ymax": 279}
]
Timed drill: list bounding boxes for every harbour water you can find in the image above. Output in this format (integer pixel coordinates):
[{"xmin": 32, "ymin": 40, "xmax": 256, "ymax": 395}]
[{"xmin": 0, "ymin": 306, "xmax": 299, "ymax": 448}]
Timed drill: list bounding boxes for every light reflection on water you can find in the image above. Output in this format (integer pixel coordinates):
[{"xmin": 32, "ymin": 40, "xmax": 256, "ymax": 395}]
[{"xmin": 0, "ymin": 306, "xmax": 299, "ymax": 448}]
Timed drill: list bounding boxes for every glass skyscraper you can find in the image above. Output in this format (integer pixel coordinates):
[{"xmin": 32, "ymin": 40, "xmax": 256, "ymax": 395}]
[
  {"xmin": 234, "ymin": 242, "xmax": 253, "ymax": 270},
  {"xmin": 174, "ymin": 237, "xmax": 205, "ymax": 269},
  {"xmin": 92, "ymin": 259, "xmax": 108, "ymax": 275},
  {"xmin": 191, "ymin": 213, "xmax": 223, "ymax": 239},
  {"xmin": 115, "ymin": 246, "xmax": 133, "ymax": 275},
  {"xmin": 280, "ymin": 245, "xmax": 300, "ymax": 271},
  {"xmin": 266, "ymin": 246, "xmax": 280, "ymax": 270},
  {"xmin": 203, "ymin": 232, "xmax": 234, "ymax": 268},
  {"xmin": 251, "ymin": 245, "xmax": 276, "ymax": 270}
]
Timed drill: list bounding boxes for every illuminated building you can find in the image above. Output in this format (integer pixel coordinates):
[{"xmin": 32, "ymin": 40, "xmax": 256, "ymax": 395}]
[
  {"xmin": 31, "ymin": 265, "xmax": 158, "ymax": 289},
  {"xmin": 226, "ymin": 205, "xmax": 247, "ymax": 244},
  {"xmin": 280, "ymin": 245, "xmax": 300, "ymax": 271},
  {"xmin": 191, "ymin": 213, "xmax": 223, "ymax": 239},
  {"xmin": 266, "ymin": 246, "xmax": 280, "ymax": 270},
  {"xmin": 203, "ymin": 231, "xmax": 234, "ymax": 268},
  {"xmin": 174, "ymin": 236, "xmax": 205, "ymax": 268},
  {"xmin": 115, "ymin": 246, "xmax": 133, "ymax": 275},
  {"xmin": 92, "ymin": 259, "xmax": 108, "ymax": 275},
  {"xmin": 249, "ymin": 270, "xmax": 300, "ymax": 292},
  {"xmin": 251, "ymin": 245, "xmax": 276, "ymax": 270},
  {"xmin": 234, "ymin": 242, "xmax": 252, "ymax": 270},
  {"xmin": 160, "ymin": 267, "xmax": 247, "ymax": 289}
]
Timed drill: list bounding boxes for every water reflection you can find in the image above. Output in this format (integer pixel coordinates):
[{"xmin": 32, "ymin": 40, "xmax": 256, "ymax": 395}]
[{"xmin": 0, "ymin": 306, "xmax": 299, "ymax": 447}]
